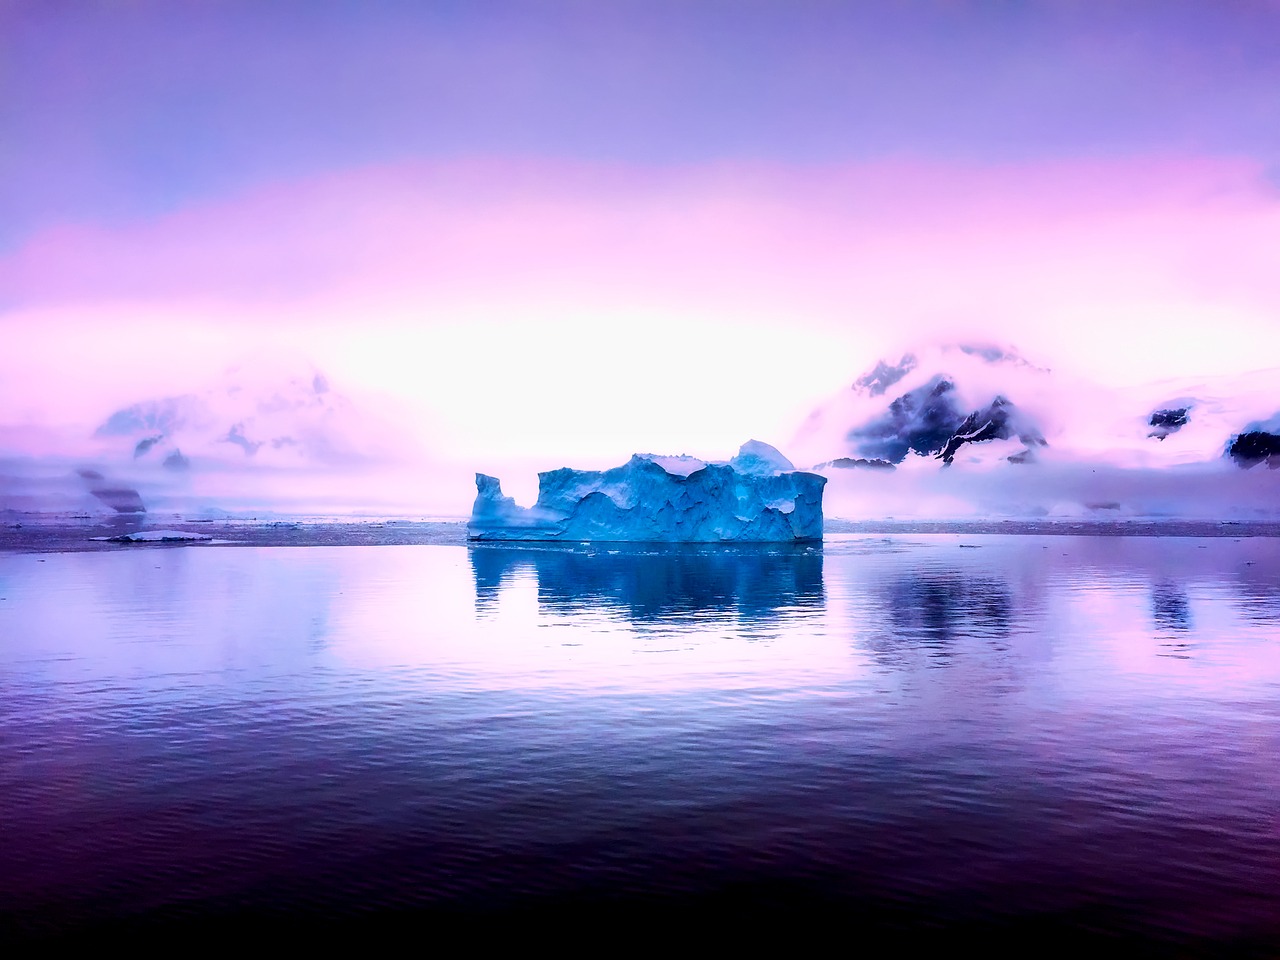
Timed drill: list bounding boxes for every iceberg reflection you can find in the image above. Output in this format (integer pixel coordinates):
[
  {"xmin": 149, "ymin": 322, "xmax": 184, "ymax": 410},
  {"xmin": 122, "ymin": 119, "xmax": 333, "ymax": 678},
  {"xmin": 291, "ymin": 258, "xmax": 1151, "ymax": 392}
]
[
  {"xmin": 469, "ymin": 543, "xmax": 824, "ymax": 626},
  {"xmin": 1231, "ymin": 561, "xmax": 1280, "ymax": 624},
  {"xmin": 1151, "ymin": 581, "xmax": 1193, "ymax": 633},
  {"xmin": 883, "ymin": 573, "xmax": 1014, "ymax": 643},
  {"xmin": 859, "ymin": 570, "xmax": 1021, "ymax": 672}
]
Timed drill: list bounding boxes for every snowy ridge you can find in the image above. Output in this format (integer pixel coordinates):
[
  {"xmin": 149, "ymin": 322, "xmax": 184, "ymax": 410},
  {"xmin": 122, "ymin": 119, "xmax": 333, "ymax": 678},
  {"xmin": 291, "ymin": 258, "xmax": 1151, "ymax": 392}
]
[{"xmin": 792, "ymin": 342, "xmax": 1280, "ymax": 520}]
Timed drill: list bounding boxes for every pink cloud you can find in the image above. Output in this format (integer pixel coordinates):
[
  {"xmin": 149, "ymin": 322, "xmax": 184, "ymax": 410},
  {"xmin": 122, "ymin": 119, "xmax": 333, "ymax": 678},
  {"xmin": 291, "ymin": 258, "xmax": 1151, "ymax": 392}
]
[
  {"xmin": 5, "ymin": 155, "xmax": 1275, "ymax": 314},
  {"xmin": 2, "ymin": 155, "xmax": 1278, "ymax": 474}
]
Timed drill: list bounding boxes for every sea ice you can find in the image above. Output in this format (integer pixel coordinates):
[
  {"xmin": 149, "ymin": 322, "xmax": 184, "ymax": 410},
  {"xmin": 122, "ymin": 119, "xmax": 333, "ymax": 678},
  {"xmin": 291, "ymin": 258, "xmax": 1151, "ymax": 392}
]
[
  {"xmin": 468, "ymin": 441, "xmax": 826, "ymax": 542},
  {"xmin": 98, "ymin": 530, "xmax": 214, "ymax": 543}
]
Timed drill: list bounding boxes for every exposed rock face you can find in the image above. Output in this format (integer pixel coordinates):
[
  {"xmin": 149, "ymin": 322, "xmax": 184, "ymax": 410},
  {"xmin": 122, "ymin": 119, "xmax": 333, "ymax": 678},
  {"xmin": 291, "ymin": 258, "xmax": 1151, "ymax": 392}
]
[
  {"xmin": 845, "ymin": 376, "xmax": 1045, "ymax": 465},
  {"xmin": 793, "ymin": 342, "xmax": 1060, "ymax": 473},
  {"xmin": 468, "ymin": 441, "xmax": 826, "ymax": 542},
  {"xmin": 936, "ymin": 396, "xmax": 1046, "ymax": 464},
  {"xmin": 1228, "ymin": 431, "xmax": 1280, "ymax": 469},
  {"xmin": 847, "ymin": 376, "xmax": 966, "ymax": 462},
  {"xmin": 1149, "ymin": 407, "xmax": 1190, "ymax": 440}
]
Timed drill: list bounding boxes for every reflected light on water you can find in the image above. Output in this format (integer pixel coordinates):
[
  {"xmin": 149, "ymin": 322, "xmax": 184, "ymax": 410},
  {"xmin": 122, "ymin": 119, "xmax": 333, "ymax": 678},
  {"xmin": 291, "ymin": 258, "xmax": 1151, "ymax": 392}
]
[{"xmin": 1, "ymin": 534, "xmax": 1279, "ymax": 947}]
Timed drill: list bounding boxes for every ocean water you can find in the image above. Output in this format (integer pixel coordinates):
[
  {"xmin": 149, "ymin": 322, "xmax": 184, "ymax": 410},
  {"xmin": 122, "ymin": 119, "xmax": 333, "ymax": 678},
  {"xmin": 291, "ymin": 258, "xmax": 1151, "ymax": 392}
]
[{"xmin": 2, "ymin": 534, "xmax": 1279, "ymax": 949}]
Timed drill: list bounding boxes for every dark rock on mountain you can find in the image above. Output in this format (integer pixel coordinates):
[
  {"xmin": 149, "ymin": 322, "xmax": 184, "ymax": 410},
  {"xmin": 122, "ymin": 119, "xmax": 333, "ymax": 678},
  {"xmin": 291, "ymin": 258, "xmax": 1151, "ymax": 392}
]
[
  {"xmin": 1228, "ymin": 431, "xmax": 1280, "ymax": 469},
  {"xmin": 814, "ymin": 457, "xmax": 897, "ymax": 471},
  {"xmin": 847, "ymin": 376, "xmax": 966, "ymax": 463},
  {"xmin": 1150, "ymin": 408, "xmax": 1189, "ymax": 428},
  {"xmin": 795, "ymin": 342, "xmax": 1062, "ymax": 474},
  {"xmin": 1148, "ymin": 407, "xmax": 1189, "ymax": 440},
  {"xmin": 846, "ymin": 377, "xmax": 1044, "ymax": 466},
  {"xmin": 936, "ymin": 396, "xmax": 1046, "ymax": 464}
]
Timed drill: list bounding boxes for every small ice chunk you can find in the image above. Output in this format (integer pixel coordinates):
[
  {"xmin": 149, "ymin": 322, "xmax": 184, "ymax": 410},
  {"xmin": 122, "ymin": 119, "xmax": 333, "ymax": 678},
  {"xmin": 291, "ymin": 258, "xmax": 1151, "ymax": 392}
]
[{"xmin": 102, "ymin": 530, "xmax": 213, "ymax": 543}]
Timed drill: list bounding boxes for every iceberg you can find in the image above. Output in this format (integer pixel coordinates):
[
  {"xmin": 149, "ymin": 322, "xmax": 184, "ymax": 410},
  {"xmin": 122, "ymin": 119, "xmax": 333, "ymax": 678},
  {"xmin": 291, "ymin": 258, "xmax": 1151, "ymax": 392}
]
[{"xmin": 468, "ymin": 440, "xmax": 826, "ymax": 542}]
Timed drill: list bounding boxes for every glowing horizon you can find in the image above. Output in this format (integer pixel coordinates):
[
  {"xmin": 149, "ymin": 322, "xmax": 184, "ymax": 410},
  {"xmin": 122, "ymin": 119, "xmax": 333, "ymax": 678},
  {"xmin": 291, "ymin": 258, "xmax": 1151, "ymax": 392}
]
[{"xmin": 3, "ymin": 2, "xmax": 1279, "ymax": 516}]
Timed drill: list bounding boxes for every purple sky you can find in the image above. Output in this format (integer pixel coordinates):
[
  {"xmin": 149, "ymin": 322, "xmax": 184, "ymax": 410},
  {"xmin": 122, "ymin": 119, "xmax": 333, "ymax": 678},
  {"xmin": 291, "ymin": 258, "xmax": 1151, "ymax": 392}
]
[
  {"xmin": 6, "ymin": 0, "xmax": 1280, "ymax": 248},
  {"xmin": 3, "ymin": 0, "xmax": 1280, "ymax": 489}
]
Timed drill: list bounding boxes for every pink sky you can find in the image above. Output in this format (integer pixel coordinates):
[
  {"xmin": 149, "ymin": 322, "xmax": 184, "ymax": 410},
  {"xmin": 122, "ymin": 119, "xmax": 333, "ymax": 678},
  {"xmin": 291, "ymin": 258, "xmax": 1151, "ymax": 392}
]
[
  {"xmin": 3, "ymin": 154, "xmax": 1278, "ymax": 468},
  {"xmin": 4, "ymin": 3, "xmax": 1280, "ymax": 516}
]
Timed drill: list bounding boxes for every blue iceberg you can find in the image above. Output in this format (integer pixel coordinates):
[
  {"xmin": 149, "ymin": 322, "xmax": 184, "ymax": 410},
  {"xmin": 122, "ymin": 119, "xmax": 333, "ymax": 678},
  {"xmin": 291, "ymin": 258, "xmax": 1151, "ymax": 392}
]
[{"xmin": 468, "ymin": 440, "xmax": 826, "ymax": 542}]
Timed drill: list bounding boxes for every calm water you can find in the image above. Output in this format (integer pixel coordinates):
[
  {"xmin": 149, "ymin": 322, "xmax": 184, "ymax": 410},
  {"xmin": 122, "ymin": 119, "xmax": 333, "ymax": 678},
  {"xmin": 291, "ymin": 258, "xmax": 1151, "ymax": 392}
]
[{"xmin": 2, "ymin": 535, "xmax": 1279, "ymax": 949}]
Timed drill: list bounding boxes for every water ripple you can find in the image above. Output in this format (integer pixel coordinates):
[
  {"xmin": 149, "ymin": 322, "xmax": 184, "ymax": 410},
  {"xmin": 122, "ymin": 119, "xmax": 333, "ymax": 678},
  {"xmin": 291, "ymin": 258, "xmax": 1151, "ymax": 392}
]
[{"xmin": 1, "ymin": 539, "xmax": 1279, "ymax": 950}]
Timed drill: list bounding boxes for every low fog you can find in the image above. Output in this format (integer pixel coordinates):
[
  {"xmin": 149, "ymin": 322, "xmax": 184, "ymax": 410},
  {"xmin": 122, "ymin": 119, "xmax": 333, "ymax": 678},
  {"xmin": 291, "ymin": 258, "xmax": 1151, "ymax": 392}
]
[
  {"xmin": 798, "ymin": 342, "xmax": 1280, "ymax": 521},
  {"xmin": 5, "ymin": 5, "xmax": 1280, "ymax": 525},
  {"xmin": 1, "ymin": 338, "xmax": 1277, "ymax": 522}
]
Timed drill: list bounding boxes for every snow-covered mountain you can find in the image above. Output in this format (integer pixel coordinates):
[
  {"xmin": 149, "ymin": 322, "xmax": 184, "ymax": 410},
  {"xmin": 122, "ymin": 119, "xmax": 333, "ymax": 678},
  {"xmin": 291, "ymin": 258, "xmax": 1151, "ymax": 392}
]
[
  {"xmin": 792, "ymin": 342, "xmax": 1280, "ymax": 519},
  {"xmin": 1, "ymin": 361, "xmax": 421, "ymax": 516},
  {"xmin": 90, "ymin": 362, "xmax": 394, "ymax": 471},
  {"xmin": 792, "ymin": 343, "xmax": 1054, "ymax": 470}
]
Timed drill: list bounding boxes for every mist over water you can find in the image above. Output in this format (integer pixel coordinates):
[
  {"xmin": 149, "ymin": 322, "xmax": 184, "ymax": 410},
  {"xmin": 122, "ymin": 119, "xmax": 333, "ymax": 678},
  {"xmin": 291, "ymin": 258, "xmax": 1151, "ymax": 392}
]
[
  {"xmin": 6, "ymin": 335, "xmax": 1277, "ymax": 522},
  {"xmin": 3, "ymin": 535, "xmax": 1279, "ymax": 947}
]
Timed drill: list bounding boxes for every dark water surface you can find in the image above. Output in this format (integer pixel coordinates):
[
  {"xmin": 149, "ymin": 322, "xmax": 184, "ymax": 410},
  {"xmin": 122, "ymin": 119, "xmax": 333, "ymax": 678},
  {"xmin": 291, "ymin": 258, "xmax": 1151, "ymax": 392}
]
[{"xmin": 2, "ymin": 535, "xmax": 1279, "ymax": 950}]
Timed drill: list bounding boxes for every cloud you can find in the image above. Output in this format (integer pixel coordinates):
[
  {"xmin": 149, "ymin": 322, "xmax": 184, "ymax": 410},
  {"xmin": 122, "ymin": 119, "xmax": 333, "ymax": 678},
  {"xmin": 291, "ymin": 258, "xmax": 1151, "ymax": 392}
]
[
  {"xmin": 7, "ymin": 0, "xmax": 1280, "ymax": 250},
  {"xmin": 1, "ymin": 155, "xmax": 1279, "ymax": 486}
]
